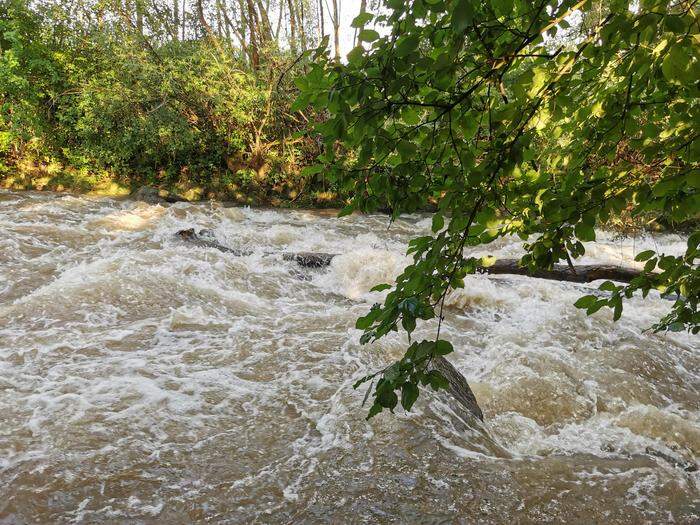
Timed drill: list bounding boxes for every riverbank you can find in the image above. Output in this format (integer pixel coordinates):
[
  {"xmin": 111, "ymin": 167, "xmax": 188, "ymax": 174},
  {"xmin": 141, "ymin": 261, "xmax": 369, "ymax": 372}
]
[
  {"xmin": 3, "ymin": 166, "xmax": 698, "ymax": 236},
  {"xmin": 0, "ymin": 161, "xmax": 348, "ymax": 209}
]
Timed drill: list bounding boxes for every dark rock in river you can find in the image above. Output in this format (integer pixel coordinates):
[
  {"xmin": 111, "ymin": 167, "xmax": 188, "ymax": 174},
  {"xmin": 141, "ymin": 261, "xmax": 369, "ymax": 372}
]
[
  {"xmin": 429, "ymin": 355, "xmax": 484, "ymax": 421},
  {"xmin": 282, "ymin": 252, "xmax": 336, "ymax": 268}
]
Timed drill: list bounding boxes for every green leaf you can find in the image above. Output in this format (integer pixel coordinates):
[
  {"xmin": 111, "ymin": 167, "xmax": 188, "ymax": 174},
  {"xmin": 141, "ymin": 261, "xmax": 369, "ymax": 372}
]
[
  {"xmin": 575, "ymin": 223, "xmax": 596, "ymax": 242},
  {"xmin": 432, "ymin": 213, "xmax": 444, "ymax": 232},
  {"xmin": 338, "ymin": 204, "xmax": 354, "ymax": 217},
  {"xmin": 435, "ymin": 340, "xmax": 453, "ymax": 355},
  {"xmin": 366, "ymin": 402, "xmax": 383, "ymax": 420},
  {"xmin": 644, "ymin": 258, "xmax": 657, "ymax": 273},
  {"xmin": 635, "ymin": 250, "xmax": 656, "ymax": 262},
  {"xmin": 356, "ymin": 305, "xmax": 382, "ymax": 329},
  {"xmin": 491, "ymin": 0, "xmax": 509, "ymax": 17},
  {"xmin": 668, "ymin": 322, "xmax": 685, "ymax": 332},
  {"xmin": 347, "ymin": 46, "xmax": 365, "ymax": 65},
  {"xmin": 661, "ymin": 45, "xmax": 693, "ymax": 83},
  {"xmin": 574, "ymin": 295, "xmax": 597, "ymax": 309},
  {"xmin": 358, "ymin": 29, "xmax": 380, "ymax": 42},
  {"xmin": 395, "ymin": 35, "xmax": 419, "ymax": 57},
  {"xmin": 480, "ymin": 255, "xmax": 496, "ymax": 268},
  {"xmin": 377, "ymin": 389, "xmax": 398, "ymax": 410},
  {"xmin": 370, "ymin": 283, "xmax": 392, "ymax": 292},
  {"xmin": 664, "ymin": 15, "xmax": 686, "ymax": 34},
  {"xmin": 599, "ymin": 281, "xmax": 618, "ymax": 292},
  {"xmin": 401, "ymin": 381, "xmax": 419, "ymax": 411},
  {"xmin": 613, "ymin": 299, "xmax": 623, "ymax": 321},
  {"xmin": 397, "ymin": 140, "xmax": 417, "ymax": 159},
  {"xmin": 426, "ymin": 370, "xmax": 449, "ymax": 391},
  {"xmin": 451, "ymin": 0, "xmax": 473, "ymax": 34},
  {"xmin": 401, "ymin": 107, "xmax": 421, "ymax": 125},
  {"xmin": 587, "ymin": 300, "xmax": 607, "ymax": 315},
  {"xmin": 301, "ymin": 164, "xmax": 324, "ymax": 176},
  {"xmin": 351, "ymin": 12, "xmax": 373, "ymax": 28}
]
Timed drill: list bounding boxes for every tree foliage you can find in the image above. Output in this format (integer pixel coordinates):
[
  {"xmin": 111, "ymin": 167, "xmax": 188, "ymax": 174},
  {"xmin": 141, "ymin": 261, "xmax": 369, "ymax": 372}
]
[{"xmin": 297, "ymin": 0, "xmax": 699, "ymax": 418}]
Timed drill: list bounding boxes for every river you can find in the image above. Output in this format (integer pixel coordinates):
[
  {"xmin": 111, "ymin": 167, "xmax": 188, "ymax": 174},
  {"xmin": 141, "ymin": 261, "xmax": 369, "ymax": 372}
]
[{"xmin": 0, "ymin": 190, "xmax": 698, "ymax": 523}]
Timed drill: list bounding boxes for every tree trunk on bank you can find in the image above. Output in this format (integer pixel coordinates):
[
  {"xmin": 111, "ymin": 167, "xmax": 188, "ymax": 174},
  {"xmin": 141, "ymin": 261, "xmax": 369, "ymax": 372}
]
[
  {"xmin": 181, "ymin": 0, "xmax": 187, "ymax": 39},
  {"xmin": 318, "ymin": 0, "xmax": 324, "ymax": 39},
  {"xmin": 331, "ymin": 0, "xmax": 340, "ymax": 60},
  {"xmin": 136, "ymin": 0, "xmax": 144, "ymax": 34},
  {"xmin": 287, "ymin": 0, "xmax": 297, "ymax": 54},
  {"xmin": 173, "ymin": 0, "xmax": 179, "ymax": 40},
  {"xmin": 298, "ymin": 0, "xmax": 307, "ymax": 51},
  {"xmin": 245, "ymin": 0, "xmax": 260, "ymax": 68},
  {"xmin": 353, "ymin": 0, "xmax": 366, "ymax": 47}
]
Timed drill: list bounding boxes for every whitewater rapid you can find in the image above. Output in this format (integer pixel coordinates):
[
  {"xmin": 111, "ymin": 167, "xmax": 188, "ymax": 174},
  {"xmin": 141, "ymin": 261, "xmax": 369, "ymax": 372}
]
[{"xmin": 0, "ymin": 190, "xmax": 697, "ymax": 523}]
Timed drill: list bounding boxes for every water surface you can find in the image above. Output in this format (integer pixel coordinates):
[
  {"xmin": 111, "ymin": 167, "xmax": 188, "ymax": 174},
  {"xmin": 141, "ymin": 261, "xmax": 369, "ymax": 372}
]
[{"xmin": 0, "ymin": 191, "xmax": 697, "ymax": 523}]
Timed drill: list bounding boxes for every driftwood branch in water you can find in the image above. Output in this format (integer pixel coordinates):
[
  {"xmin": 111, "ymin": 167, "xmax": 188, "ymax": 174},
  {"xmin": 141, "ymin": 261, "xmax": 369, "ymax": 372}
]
[
  {"xmin": 176, "ymin": 228, "xmax": 645, "ymax": 284},
  {"xmin": 177, "ymin": 228, "xmax": 252, "ymax": 255},
  {"xmin": 176, "ymin": 229, "xmax": 336, "ymax": 266}
]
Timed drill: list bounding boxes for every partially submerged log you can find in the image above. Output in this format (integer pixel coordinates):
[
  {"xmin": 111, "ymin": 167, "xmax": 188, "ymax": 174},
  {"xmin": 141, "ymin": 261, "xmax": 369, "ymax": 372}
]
[
  {"xmin": 484, "ymin": 260, "xmax": 643, "ymax": 284},
  {"xmin": 282, "ymin": 252, "xmax": 336, "ymax": 268},
  {"xmin": 176, "ymin": 228, "xmax": 645, "ymax": 283},
  {"xmin": 176, "ymin": 229, "xmax": 253, "ymax": 256}
]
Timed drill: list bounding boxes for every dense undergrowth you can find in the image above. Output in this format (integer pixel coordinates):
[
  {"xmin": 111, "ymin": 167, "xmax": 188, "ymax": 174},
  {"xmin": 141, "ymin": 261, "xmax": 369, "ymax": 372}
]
[{"xmin": 0, "ymin": 0, "xmax": 345, "ymax": 207}]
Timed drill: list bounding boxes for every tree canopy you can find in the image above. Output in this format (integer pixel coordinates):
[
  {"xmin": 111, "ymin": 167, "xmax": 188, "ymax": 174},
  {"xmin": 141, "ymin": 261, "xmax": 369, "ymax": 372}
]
[{"xmin": 296, "ymin": 0, "xmax": 699, "ymax": 418}]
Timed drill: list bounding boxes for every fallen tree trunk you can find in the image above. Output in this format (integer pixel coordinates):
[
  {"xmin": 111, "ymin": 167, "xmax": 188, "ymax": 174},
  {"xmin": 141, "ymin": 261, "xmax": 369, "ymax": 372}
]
[
  {"xmin": 176, "ymin": 228, "xmax": 645, "ymax": 284},
  {"xmin": 483, "ymin": 260, "xmax": 643, "ymax": 284}
]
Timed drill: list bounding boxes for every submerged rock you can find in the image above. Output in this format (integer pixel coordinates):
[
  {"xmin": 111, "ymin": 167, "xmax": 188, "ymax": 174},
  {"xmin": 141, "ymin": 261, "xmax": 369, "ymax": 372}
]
[
  {"xmin": 429, "ymin": 355, "xmax": 484, "ymax": 422},
  {"xmin": 282, "ymin": 252, "xmax": 336, "ymax": 268}
]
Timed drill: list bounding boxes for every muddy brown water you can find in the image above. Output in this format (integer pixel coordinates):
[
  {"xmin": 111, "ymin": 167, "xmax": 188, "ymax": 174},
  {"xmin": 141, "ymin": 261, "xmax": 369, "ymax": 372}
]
[{"xmin": 0, "ymin": 191, "xmax": 698, "ymax": 523}]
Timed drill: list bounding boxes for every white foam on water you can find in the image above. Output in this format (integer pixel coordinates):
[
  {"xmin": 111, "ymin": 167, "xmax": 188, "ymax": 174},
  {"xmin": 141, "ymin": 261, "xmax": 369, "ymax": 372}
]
[{"xmin": 313, "ymin": 249, "xmax": 411, "ymax": 301}]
